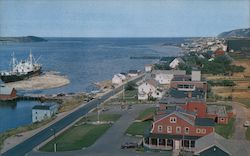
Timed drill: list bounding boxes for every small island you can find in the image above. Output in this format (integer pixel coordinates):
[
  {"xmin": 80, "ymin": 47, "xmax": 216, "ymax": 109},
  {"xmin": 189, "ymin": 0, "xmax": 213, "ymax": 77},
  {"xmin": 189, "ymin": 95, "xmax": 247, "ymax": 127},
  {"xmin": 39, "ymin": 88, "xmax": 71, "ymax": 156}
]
[{"xmin": 0, "ymin": 36, "xmax": 47, "ymax": 43}]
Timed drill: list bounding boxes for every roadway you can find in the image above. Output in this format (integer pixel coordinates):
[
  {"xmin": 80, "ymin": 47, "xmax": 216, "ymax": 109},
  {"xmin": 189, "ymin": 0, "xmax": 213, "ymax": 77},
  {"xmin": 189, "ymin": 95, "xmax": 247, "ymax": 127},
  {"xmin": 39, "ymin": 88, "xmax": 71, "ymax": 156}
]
[{"xmin": 2, "ymin": 75, "xmax": 144, "ymax": 156}]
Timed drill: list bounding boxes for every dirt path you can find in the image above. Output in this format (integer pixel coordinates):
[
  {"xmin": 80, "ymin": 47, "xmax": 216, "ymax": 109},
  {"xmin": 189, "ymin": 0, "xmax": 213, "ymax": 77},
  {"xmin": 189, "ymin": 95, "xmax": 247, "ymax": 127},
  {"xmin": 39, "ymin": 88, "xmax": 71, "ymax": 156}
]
[{"xmin": 232, "ymin": 102, "xmax": 250, "ymax": 140}]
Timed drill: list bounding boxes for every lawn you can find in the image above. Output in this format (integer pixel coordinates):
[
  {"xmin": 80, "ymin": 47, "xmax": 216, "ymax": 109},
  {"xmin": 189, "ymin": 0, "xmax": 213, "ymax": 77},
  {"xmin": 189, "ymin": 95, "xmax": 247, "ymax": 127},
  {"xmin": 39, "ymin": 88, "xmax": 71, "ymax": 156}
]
[
  {"xmin": 246, "ymin": 127, "xmax": 250, "ymax": 141},
  {"xmin": 215, "ymin": 117, "xmax": 235, "ymax": 139},
  {"xmin": 136, "ymin": 107, "xmax": 155, "ymax": 121},
  {"xmin": 40, "ymin": 124, "xmax": 111, "ymax": 152},
  {"xmin": 77, "ymin": 114, "xmax": 121, "ymax": 124},
  {"xmin": 234, "ymin": 98, "xmax": 250, "ymax": 108},
  {"xmin": 125, "ymin": 121, "xmax": 152, "ymax": 136},
  {"xmin": 40, "ymin": 114, "xmax": 121, "ymax": 152}
]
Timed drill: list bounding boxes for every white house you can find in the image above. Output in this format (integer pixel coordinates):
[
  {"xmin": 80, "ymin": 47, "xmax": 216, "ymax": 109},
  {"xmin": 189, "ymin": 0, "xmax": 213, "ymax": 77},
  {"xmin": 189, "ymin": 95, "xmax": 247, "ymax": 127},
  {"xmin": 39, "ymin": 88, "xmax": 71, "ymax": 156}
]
[
  {"xmin": 112, "ymin": 74, "xmax": 126, "ymax": 85},
  {"xmin": 32, "ymin": 104, "xmax": 59, "ymax": 123},
  {"xmin": 169, "ymin": 57, "xmax": 185, "ymax": 69},
  {"xmin": 138, "ymin": 79, "xmax": 163, "ymax": 100},
  {"xmin": 145, "ymin": 64, "xmax": 153, "ymax": 72},
  {"xmin": 153, "ymin": 70, "xmax": 186, "ymax": 85}
]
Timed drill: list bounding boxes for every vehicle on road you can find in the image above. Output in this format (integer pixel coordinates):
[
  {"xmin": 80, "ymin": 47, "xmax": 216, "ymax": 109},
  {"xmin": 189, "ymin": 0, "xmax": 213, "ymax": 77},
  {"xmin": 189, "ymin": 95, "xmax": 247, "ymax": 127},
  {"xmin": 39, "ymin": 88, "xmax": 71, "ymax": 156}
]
[
  {"xmin": 121, "ymin": 142, "xmax": 138, "ymax": 149},
  {"xmin": 244, "ymin": 121, "xmax": 250, "ymax": 127}
]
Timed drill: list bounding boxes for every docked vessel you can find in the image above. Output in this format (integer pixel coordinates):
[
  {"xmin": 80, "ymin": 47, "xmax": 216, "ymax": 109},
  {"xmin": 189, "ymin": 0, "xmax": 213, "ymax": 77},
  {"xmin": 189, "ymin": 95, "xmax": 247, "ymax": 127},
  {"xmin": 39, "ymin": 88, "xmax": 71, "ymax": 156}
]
[{"xmin": 0, "ymin": 52, "xmax": 42, "ymax": 83}]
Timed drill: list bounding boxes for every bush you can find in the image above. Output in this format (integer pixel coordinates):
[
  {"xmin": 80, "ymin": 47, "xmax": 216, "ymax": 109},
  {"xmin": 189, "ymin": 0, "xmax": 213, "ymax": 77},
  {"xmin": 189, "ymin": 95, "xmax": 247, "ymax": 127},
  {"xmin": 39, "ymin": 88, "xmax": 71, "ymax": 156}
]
[
  {"xmin": 125, "ymin": 82, "xmax": 137, "ymax": 91},
  {"xmin": 208, "ymin": 80, "xmax": 236, "ymax": 86}
]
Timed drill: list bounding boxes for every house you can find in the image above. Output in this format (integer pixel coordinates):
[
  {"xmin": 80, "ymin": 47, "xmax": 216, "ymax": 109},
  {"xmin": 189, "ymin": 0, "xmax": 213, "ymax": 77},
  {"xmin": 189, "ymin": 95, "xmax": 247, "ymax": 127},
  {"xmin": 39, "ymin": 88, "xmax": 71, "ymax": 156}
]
[
  {"xmin": 170, "ymin": 71, "xmax": 207, "ymax": 94},
  {"xmin": 138, "ymin": 79, "xmax": 163, "ymax": 100},
  {"xmin": 169, "ymin": 57, "xmax": 185, "ymax": 69},
  {"xmin": 194, "ymin": 132, "xmax": 249, "ymax": 156},
  {"xmin": 153, "ymin": 70, "xmax": 186, "ymax": 85},
  {"xmin": 143, "ymin": 109, "xmax": 215, "ymax": 151},
  {"xmin": 206, "ymin": 105, "xmax": 232, "ymax": 124},
  {"xmin": 32, "ymin": 104, "xmax": 59, "ymax": 123},
  {"xmin": 0, "ymin": 85, "xmax": 17, "ymax": 101},
  {"xmin": 128, "ymin": 70, "xmax": 139, "ymax": 77},
  {"xmin": 112, "ymin": 74, "xmax": 126, "ymax": 85},
  {"xmin": 214, "ymin": 49, "xmax": 225, "ymax": 56},
  {"xmin": 145, "ymin": 64, "xmax": 153, "ymax": 72}
]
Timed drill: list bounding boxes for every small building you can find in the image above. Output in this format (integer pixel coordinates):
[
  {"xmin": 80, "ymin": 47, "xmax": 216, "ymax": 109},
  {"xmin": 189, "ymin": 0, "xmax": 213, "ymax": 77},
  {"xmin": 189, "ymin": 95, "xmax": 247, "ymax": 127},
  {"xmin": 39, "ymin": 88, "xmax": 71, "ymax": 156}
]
[
  {"xmin": 214, "ymin": 49, "xmax": 225, "ymax": 56},
  {"xmin": 112, "ymin": 74, "xmax": 126, "ymax": 85},
  {"xmin": 0, "ymin": 85, "xmax": 17, "ymax": 101},
  {"xmin": 32, "ymin": 104, "xmax": 59, "ymax": 123},
  {"xmin": 145, "ymin": 64, "xmax": 153, "ymax": 72},
  {"xmin": 206, "ymin": 105, "xmax": 230, "ymax": 124},
  {"xmin": 138, "ymin": 79, "xmax": 163, "ymax": 100},
  {"xmin": 153, "ymin": 70, "xmax": 186, "ymax": 85},
  {"xmin": 194, "ymin": 132, "xmax": 249, "ymax": 156},
  {"xmin": 128, "ymin": 70, "xmax": 139, "ymax": 77},
  {"xmin": 169, "ymin": 57, "xmax": 185, "ymax": 69}
]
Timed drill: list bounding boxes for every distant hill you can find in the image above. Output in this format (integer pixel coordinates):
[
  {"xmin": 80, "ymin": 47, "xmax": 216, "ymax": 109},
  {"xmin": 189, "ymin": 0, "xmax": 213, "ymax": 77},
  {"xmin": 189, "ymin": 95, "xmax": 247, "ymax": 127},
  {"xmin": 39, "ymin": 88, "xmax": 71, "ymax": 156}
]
[
  {"xmin": 0, "ymin": 36, "xmax": 47, "ymax": 42},
  {"xmin": 218, "ymin": 28, "xmax": 250, "ymax": 38}
]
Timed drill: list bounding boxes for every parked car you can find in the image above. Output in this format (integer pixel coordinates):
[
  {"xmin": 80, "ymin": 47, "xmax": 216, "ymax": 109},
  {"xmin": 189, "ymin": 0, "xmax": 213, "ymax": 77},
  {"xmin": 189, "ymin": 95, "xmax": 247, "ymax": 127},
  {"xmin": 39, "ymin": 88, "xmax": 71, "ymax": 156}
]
[
  {"xmin": 244, "ymin": 121, "xmax": 250, "ymax": 127},
  {"xmin": 121, "ymin": 142, "xmax": 138, "ymax": 149}
]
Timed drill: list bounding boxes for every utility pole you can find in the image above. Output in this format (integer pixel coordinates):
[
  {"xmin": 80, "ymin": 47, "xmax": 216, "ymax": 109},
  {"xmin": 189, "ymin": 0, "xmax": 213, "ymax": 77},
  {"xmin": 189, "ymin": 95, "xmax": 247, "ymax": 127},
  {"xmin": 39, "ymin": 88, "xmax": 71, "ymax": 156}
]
[{"xmin": 50, "ymin": 128, "xmax": 57, "ymax": 152}]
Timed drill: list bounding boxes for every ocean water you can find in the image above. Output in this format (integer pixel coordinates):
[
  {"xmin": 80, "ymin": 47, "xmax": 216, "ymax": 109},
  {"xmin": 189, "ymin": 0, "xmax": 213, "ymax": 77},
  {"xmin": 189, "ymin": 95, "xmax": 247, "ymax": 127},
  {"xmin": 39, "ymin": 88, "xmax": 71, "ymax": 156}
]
[{"xmin": 0, "ymin": 37, "xmax": 185, "ymax": 132}]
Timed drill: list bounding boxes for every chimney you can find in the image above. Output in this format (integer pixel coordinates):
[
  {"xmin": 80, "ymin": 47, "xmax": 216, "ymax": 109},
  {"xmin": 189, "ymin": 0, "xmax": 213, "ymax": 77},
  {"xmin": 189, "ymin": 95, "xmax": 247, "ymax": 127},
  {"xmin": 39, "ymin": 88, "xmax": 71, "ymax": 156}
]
[{"xmin": 192, "ymin": 70, "xmax": 201, "ymax": 81}]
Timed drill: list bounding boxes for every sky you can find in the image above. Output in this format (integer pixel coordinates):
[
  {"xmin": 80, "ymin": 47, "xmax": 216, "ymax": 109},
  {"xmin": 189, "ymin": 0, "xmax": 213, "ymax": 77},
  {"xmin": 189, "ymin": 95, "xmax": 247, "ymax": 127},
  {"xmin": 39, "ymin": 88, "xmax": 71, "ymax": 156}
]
[{"xmin": 0, "ymin": 0, "xmax": 249, "ymax": 37}]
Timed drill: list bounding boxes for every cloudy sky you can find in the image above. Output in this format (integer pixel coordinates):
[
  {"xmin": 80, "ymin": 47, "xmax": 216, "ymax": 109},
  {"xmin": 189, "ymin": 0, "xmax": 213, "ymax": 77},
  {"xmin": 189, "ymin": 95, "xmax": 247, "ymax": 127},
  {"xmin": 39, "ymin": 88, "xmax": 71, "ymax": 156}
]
[{"xmin": 0, "ymin": 0, "xmax": 249, "ymax": 37}]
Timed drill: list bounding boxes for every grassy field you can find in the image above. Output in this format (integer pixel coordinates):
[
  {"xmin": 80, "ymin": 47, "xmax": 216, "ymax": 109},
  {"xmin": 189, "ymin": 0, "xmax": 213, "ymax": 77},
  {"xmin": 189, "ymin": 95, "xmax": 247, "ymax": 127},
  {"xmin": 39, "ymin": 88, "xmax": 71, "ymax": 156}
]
[
  {"xmin": 40, "ymin": 114, "xmax": 121, "ymax": 152},
  {"xmin": 125, "ymin": 121, "xmax": 152, "ymax": 136},
  {"xmin": 246, "ymin": 127, "xmax": 250, "ymax": 141},
  {"xmin": 234, "ymin": 98, "xmax": 250, "ymax": 108},
  {"xmin": 215, "ymin": 117, "xmax": 235, "ymax": 139},
  {"xmin": 40, "ymin": 124, "xmax": 111, "ymax": 152},
  {"xmin": 135, "ymin": 107, "xmax": 155, "ymax": 121}
]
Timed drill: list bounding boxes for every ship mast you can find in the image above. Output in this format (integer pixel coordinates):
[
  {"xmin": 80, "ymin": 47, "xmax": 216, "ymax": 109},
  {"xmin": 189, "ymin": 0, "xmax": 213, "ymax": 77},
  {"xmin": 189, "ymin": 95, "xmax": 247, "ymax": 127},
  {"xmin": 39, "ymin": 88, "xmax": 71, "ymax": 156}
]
[
  {"xmin": 11, "ymin": 52, "xmax": 16, "ymax": 72},
  {"xmin": 29, "ymin": 50, "xmax": 33, "ymax": 65}
]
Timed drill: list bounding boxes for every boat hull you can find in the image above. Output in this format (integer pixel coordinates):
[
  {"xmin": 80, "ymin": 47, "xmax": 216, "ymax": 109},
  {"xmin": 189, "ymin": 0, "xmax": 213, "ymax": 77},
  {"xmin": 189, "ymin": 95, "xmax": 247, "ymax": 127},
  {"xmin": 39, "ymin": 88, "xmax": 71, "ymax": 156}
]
[{"xmin": 0, "ymin": 67, "xmax": 42, "ymax": 83}]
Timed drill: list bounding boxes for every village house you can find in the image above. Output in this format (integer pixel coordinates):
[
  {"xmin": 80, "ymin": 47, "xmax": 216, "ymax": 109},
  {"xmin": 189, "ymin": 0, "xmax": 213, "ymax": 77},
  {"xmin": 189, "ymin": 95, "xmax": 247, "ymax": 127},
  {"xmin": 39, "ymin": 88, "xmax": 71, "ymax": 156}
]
[
  {"xmin": 0, "ymin": 85, "xmax": 17, "ymax": 101},
  {"xmin": 153, "ymin": 70, "xmax": 186, "ymax": 85},
  {"xmin": 128, "ymin": 70, "xmax": 139, "ymax": 77},
  {"xmin": 145, "ymin": 64, "xmax": 153, "ymax": 72},
  {"xmin": 143, "ymin": 109, "xmax": 215, "ymax": 151},
  {"xmin": 112, "ymin": 73, "xmax": 126, "ymax": 85},
  {"xmin": 193, "ymin": 132, "xmax": 248, "ymax": 156},
  {"xmin": 32, "ymin": 104, "xmax": 59, "ymax": 123},
  {"xmin": 138, "ymin": 79, "xmax": 164, "ymax": 100},
  {"xmin": 169, "ymin": 57, "xmax": 185, "ymax": 69},
  {"xmin": 170, "ymin": 71, "xmax": 208, "ymax": 95}
]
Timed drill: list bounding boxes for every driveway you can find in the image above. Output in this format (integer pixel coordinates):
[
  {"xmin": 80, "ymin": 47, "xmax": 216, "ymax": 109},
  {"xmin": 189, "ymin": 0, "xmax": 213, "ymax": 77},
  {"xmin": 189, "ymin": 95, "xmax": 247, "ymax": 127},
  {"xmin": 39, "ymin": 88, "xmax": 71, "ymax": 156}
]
[{"xmin": 27, "ymin": 104, "xmax": 170, "ymax": 156}]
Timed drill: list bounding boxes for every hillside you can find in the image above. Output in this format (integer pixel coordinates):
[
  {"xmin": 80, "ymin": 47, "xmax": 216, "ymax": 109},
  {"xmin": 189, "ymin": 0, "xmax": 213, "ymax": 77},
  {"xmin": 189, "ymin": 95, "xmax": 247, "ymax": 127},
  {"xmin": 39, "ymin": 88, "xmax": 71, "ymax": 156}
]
[
  {"xmin": 218, "ymin": 28, "xmax": 250, "ymax": 38},
  {"xmin": 0, "ymin": 36, "xmax": 47, "ymax": 42}
]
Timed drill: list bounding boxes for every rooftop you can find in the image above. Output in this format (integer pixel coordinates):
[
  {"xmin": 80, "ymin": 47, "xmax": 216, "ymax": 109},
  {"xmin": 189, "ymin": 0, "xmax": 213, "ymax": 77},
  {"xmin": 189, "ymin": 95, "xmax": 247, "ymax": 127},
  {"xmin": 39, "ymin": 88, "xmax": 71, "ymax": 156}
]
[
  {"xmin": 32, "ymin": 104, "xmax": 58, "ymax": 110},
  {"xmin": 0, "ymin": 86, "xmax": 15, "ymax": 95},
  {"xmin": 207, "ymin": 105, "xmax": 227, "ymax": 117}
]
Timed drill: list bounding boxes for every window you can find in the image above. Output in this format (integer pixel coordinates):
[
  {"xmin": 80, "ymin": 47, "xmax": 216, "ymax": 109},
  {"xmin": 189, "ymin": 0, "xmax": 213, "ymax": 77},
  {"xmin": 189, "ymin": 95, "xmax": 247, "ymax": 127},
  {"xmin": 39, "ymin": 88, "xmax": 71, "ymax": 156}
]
[
  {"xmin": 201, "ymin": 129, "xmax": 206, "ymax": 134},
  {"xmin": 170, "ymin": 117, "xmax": 177, "ymax": 123},
  {"xmin": 167, "ymin": 126, "xmax": 172, "ymax": 133},
  {"xmin": 176, "ymin": 127, "xmax": 181, "ymax": 134},
  {"xmin": 184, "ymin": 127, "xmax": 189, "ymax": 134},
  {"xmin": 158, "ymin": 125, "xmax": 163, "ymax": 132},
  {"xmin": 220, "ymin": 118, "xmax": 224, "ymax": 121},
  {"xmin": 196, "ymin": 128, "xmax": 201, "ymax": 133}
]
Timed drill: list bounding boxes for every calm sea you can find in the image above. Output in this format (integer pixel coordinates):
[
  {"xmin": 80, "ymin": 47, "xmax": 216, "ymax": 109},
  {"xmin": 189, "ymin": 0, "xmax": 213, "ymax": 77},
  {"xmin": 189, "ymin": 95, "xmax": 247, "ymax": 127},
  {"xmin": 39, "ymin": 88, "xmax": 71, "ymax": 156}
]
[{"xmin": 0, "ymin": 37, "xmax": 185, "ymax": 132}]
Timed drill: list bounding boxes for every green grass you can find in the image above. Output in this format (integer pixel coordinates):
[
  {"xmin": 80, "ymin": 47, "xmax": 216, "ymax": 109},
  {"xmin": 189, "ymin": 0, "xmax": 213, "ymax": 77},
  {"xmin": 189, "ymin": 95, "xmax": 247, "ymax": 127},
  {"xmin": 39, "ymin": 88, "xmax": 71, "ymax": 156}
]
[
  {"xmin": 40, "ymin": 124, "xmax": 111, "ymax": 152},
  {"xmin": 136, "ymin": 107, "xmax": 155, "ymax": 121},
  {"xmin": 215, "ymin": 117, "xmax": 235, "ymax": 139},
  {"xmin": 246, "ymin": 127, "xmax": 250, "ymax": 141},
  {"xmin": 40, "ymin": 114, "xmax": 121, "ymax": 152},
  {"xmin": 125, "ymin": 121, "xmax": 152, "ymax": 136},
  {"xmin": 77, "ymin": 114, "xmax": 121, "ymax": 124},
  {"xmin": 234, "ymin": 98, "xmax": 250, "ymax": 108}
]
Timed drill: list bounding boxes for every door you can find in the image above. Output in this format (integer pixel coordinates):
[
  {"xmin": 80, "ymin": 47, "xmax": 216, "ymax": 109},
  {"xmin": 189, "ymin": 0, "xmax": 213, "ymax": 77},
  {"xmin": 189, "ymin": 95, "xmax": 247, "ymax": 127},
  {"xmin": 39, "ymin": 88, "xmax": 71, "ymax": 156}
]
[{"xmin": 174, "ymin": 140, "xmax": 180, "ymax": 150}]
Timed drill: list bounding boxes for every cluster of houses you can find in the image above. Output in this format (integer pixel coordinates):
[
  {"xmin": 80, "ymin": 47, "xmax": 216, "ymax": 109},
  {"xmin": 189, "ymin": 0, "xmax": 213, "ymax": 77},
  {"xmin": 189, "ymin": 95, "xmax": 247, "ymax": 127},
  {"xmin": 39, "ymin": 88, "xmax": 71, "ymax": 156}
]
[
  {"xmin": 181, "ymin": 38, "xmax": 227, "ymax": 54},
  {"xmin": 138, "ymin": 63, "xmax": 245, "ymax": 155},
  {"xmin": 111, "ymin": 70, "xmax": 140, "ymax": 86}
]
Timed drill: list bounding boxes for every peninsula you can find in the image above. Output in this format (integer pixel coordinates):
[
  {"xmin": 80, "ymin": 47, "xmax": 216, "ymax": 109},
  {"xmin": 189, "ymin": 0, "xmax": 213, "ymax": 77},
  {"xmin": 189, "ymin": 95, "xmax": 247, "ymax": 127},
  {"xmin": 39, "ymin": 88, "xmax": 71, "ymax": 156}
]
[{"xmin": 0, "ymin": 36, "xmax": 47, "ymax": 43}]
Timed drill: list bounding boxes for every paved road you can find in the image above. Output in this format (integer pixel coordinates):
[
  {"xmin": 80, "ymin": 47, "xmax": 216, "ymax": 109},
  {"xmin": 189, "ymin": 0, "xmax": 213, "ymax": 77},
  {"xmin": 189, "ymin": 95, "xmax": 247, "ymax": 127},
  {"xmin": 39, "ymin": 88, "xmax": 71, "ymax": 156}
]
[{"xmin": 2, "ymin": 76, "xmax": 144, "ymax": 156}]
